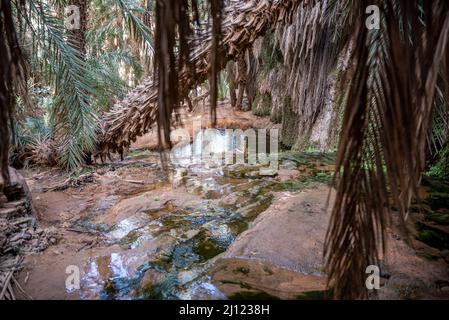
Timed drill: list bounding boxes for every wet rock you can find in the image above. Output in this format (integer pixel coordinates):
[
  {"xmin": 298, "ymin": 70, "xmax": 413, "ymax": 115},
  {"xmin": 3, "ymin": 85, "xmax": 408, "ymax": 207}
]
[
  {"xmin": 415, "ymin": 221, "xmax": 449, "ymax": 250},
  {"xmin": 108, "ymin": 194, "xmax": 169, "ymax": 219},
  {"xmin": 181, "ymin": 229, "xmax": 200, "ymax": 241},
  {"xmin": 237, "ymin": 195, "xmax": 273, "ymax": 219},
  {"xmin": 219, "ymin": 193, "xmax": 240, "ymax": 208},
  {"xmin": 227, "ymin": 186, "xmax": 332, "ymax": 274},
  {"xmin": 180, "ymin": 281, "xmax": 228, "ymax": 300},
  {"xmin": 104, "ymin": 280, "xmax": 119, "ymax": 296},
  {"xmin": 140, "ymin": 268, "xmax": 168, "ymax": 294},
  {"xmin": 178, "ymin": 270, "xmax": 199, "ymax": 285},
  {"xmin": 205, "ymin": 223, "xmax": 234, "ymax": 247},
  {"xmin": 227, "ymin": 219, "xmax": 248, "ymax": 235},
  {"xmin": 134, "ymin": 260, "xmax": 184, "ymax": 299},
  {"xmin": 209, "ymin": 258, "xmax": 327, "ymax": 300},
  {"xmin": 258, "ymin": 168, "xmax": 278, "ymax": 177},
  {"xmin": 107, "ymin": 213, "xmax": 152, "ymax": 241},
  {"xmin": 91, "ymin": 195, "xmax": 120, "ymax": 215},
  {"xmin": 192, "ymin": 231, "xmax": 226, "ymax": 261},
  {"xmin": 223, "ymin": 165, "xmax": 259, "ymax": 179}
]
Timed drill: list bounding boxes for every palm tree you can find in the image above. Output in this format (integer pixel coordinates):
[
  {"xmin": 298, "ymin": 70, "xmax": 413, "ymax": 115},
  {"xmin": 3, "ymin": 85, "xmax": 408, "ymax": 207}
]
[
  {"xmin": 8, "ymin": 0, "xmax": 153, "ymax": 170},
  {"xmin": 0, "ymin": 0, "xmax": 27, "ymax": 188}
]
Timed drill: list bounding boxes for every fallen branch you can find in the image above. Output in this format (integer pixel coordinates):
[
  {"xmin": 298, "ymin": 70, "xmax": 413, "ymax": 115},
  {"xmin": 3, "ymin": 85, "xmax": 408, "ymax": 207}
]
[
  {"xmin": 123, "ymin": 179, "xmax": 145, "ymax": 185},
  {"xmin": 12, "ymin": 276, "xmax": 33, "ymax": 300},
  {"xmin": 0, "ymin": 270, "xmax": 14, "ymax": 300}
]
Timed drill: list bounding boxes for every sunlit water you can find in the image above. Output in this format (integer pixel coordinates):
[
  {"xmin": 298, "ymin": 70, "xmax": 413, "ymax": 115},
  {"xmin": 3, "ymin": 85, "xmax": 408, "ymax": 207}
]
[{"xmin": 75, "ymin": 130, "xmax": 280, "ymax": 299}]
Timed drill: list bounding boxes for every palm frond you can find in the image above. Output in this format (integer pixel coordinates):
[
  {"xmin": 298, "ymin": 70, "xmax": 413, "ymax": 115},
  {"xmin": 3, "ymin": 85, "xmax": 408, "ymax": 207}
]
[
  {"xmin": 87, "ymin": 49, "xmax": 143, "ymax": 110},
  {"xmin": 274, "ymin": 0, "xmax": 352, "ymax": 149},
  {"xmin": 324, "ymin": 0, "xmax": 449, "ymax": 299},
  {"xmin": 114, "ymin": 0, "xmax": 153, "ymax": 54},
  {"xmin": 20, "ymin": 0, "xmax": 99, "ymax": 170}
]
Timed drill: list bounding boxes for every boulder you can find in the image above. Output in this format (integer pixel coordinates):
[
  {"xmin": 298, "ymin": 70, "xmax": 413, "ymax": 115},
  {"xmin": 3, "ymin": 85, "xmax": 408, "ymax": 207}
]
[{"xmin": 0, "ymin": 167, "xmax": 35, "ymax": 218}]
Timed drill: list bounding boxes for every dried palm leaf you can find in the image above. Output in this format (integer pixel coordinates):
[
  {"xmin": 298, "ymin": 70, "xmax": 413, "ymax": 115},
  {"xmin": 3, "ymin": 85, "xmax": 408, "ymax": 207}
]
[
  {"xmin": 99, "ymin": 0, "xmax": 303, "ymax": 155},
  {"xmin": 324, "ymin": 0, "xmax": 449, "ymax": 299}
]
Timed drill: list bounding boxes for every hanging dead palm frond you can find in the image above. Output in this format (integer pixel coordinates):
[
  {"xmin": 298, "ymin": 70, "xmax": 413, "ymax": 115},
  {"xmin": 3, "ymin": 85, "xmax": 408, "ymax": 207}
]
[
  {"xmin": 98, "ymin": 0, "xmax": 449, "ymax": 300},
  {"xmin": 274, "ymin": 0, "xmax": 353, "ymax": 149},
  {"xmin": 100, "ymin": 0, "xmax": 303, "ymax": 154},
  {"xmin": 324, "ymin": 0, "xmax": 449, "ymax": 299}
]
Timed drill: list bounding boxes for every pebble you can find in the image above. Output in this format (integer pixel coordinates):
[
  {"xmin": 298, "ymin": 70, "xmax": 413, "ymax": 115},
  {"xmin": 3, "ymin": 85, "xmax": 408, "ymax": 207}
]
[
  {"xmin": 23, "ymin": 232, "xmax": 32, "ymax": 240},
  {"xmin": 178, "ymin": 270, "xmax": 198, "ymax": 285},
  {"xmin": 280, "ymin": 160, "xmax": 297, "ymax": 170},
  {"xmin": 258, "ymin": 168, "xmax": 278, "ymax": 177}
]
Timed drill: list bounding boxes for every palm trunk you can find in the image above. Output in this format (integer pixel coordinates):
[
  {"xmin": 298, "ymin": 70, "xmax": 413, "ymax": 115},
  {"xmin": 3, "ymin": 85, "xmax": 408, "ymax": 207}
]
[
  {"xmin": 226, "ymin": 61, "xmax": 237, "ymax": 108},
  {"xmin": 0, "ymin": 0, "xmax": 26, "ymax": 188},
  {"xmin": 68, "ymin": 0, "xmax": 88, "ymax": 54},
  {"xmin": 69, "ymin": 0, "xmax": 93, "ymax": 165}
]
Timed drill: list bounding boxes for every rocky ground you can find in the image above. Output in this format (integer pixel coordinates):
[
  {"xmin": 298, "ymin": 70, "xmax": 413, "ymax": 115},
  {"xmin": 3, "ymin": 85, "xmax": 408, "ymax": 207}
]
[
  {"xmin": 2, "ymin": 105, "xmax": 448, "ymax": 300},
  {"xmin": 0, "ymin": 167, "xmax": 58, "ymax": 300}
]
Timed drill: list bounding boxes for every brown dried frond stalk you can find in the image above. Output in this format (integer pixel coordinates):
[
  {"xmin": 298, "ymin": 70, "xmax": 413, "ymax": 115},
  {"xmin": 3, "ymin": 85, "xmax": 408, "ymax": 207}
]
[
  {"xmin": 275, "ymin": 0, "xmax": 353, "ymax": 149},
  {"xmin": 324, "ymin": 0, "xmax": 449, "ymax": 299},
  {"xmin": 99, "ymin": 0, "xmax": 303, "ymax": 155}
]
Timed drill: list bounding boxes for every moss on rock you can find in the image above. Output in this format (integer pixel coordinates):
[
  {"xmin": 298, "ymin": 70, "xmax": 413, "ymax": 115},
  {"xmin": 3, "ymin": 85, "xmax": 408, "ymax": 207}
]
[{"xmin": 252, "ymin": 93, "xmax": 272, "ymax": 117}]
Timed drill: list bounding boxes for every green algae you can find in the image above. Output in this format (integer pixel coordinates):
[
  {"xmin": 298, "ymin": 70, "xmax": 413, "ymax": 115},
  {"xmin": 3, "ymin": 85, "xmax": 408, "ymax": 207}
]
[{"xmin": 416, "ymin": 221, "xmax": 449, "ymax": 250}]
